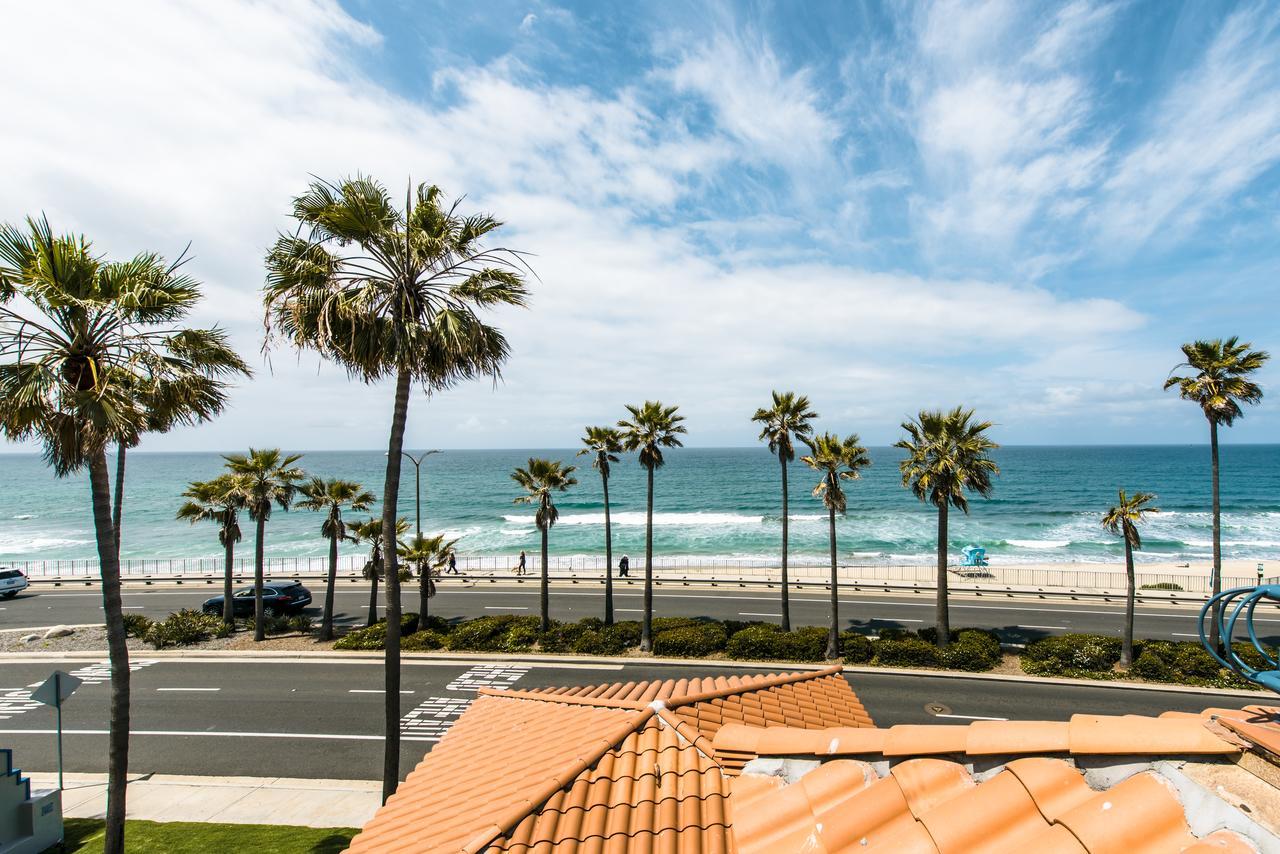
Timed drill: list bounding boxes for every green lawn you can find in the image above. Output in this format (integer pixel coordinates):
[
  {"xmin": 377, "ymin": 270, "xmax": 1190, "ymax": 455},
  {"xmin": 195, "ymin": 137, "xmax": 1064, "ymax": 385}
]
[{"xmin": 45, "ymin": 818, "xmax": 358, "ymax": 853}]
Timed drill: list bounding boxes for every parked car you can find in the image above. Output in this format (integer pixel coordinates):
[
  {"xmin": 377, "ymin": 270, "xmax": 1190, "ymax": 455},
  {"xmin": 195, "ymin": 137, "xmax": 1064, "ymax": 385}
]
[
  {"xmin": 202, "ymin": 579, "xmax": 312, "ymax": 617},
  {"xmin": 0, "ymin": 568, "xmax": 28, "ymax": 599}
]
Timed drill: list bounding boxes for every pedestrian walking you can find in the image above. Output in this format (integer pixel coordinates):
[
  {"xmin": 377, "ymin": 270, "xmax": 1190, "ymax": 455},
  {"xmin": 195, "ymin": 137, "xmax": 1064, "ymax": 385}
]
[
  {"xmin": 447, "ymin": 552, "xmax": 459, "ymax": 575},
  {"xmin": 515, "ymin": 550, "xmax": 527, "ymax": 576},
  {"xmin": 618, "ymin": 554, "xmax": 630, "ymax": 577}
]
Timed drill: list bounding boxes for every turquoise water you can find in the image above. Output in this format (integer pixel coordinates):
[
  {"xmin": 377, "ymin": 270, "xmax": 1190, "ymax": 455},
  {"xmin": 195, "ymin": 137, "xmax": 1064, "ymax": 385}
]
[{"xmin": 1, "ymin": 445, "xmax": 1278, "ymax": 565}]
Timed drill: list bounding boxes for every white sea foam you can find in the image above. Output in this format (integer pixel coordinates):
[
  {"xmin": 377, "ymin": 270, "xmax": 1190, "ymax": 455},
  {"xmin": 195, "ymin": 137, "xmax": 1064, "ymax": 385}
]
[
  {"xmin": 0, "ymin": 535, "xmax": 91, "ymax": 554},
  {"xmin": 1007, "ymin": 539, "xmax": 1072, "ymax": 549},
  {"xmin": 11, "ymin": 514, "xmax": 34, "ymax": 520},
  {"xmin": 504, "ymin": 511, "xmax": 771, "ymax": 527}
]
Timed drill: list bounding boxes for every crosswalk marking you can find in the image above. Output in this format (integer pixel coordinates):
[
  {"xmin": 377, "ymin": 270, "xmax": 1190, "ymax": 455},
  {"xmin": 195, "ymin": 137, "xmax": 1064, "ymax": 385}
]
[
  {"xmin": 445, "ymin": 664, "xmax": 531, "ymax": 693},
  {"xmin": 400, "ymin": 697, "xmax": 472, "ymax": 740},
  {"xmin": 69, "ymin": 658, "xmax": 159, "ymax": 685}
]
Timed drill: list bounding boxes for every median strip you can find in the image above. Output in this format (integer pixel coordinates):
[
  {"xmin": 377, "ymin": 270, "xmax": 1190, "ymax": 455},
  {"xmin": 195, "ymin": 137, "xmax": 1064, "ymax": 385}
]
[
  {"xmin": 0, "ymin": 727, "xmax": 438, "ymax": 742},
  {"xmin": 155, "ymin": 688, "xmax": 220, "ymax": 692}
]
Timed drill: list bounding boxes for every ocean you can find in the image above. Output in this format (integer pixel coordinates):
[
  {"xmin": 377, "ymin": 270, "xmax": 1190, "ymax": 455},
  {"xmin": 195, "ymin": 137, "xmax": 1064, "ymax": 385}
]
[{"xmin": 1, "ymin": 445, "xmax": 1278, "ymax": 566}]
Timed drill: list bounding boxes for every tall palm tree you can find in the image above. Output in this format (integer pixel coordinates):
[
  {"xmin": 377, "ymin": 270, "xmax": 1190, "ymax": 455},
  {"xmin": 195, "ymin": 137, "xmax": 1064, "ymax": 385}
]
[
  {"xmin": 577, "ymin": 426, "xmax": 623, "ymax": 624},
  {"xmin": 223, "ymin": 449, "xmax": 306, "ymax": 640},
  {"xmin": 264, "ymin": 175, "xmax": 528, "ymax": 802},
  {"xmin": 1102, "ymin": 489, "xmax": 1159, "ymax": 667},
  {"xmin": 896, "ymin": 407, "xmax": 999, "ymax": 648},
  {"xmin": 398, "ymin": 532, "xmax": 458, "ymax": 631},
  {"xmin": 177, "ymin": 474, "xmax": 251, "ymax": 624},
  {"xmin": 800, "ymin": 432, "xmax": 871, "ymax": 659},
  {"xmin": 617, "ymin": 401, "xmax": 686, "ymax": 651},
  {"xmin": 351, "ymin": 517, "xmax": 409, "ymax": 627},
  {"xmin": 752, "ymin": 391, "xmax": 818, "ymax": 631},
  {"xmin": 512, "ymin": 458, "xmax": 578, "ymax": 632},
  {"xmin": 298, "ymin": 477, "xmax": 376, "ymax": 641},
  {"xmin": 0, "ymin": 216, "xmax": 245, "ymax": 854},
  {"xmin": 1165, "ymin": 337, "xmax": 1269, "ymax": 650}
]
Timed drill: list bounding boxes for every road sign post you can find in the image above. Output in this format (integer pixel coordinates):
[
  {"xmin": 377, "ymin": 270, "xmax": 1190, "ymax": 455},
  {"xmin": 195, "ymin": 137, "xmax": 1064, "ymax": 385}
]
[{"xmin": 32, "ymin": 670, "xmax": 81, "ymax": 790}]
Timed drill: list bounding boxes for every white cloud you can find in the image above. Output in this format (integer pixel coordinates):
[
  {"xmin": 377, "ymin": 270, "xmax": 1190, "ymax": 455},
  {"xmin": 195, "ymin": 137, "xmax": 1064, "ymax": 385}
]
[{"xmin": 0, "ymin": 0, "xmax": 1185, "ymax": 451}]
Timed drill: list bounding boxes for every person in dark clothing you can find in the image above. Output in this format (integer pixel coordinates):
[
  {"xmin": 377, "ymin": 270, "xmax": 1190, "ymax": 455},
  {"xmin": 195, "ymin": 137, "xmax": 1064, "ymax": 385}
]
[
  {"xmin": 618, "ymin": 554, "xmax": 630, "ymax": 577},
  {"xmin": 447, "ymin": 552, "xmax": 458, "ymax": 575},
  {"xmin": 515, "ymin": 550, "xmax": 527, "ymax": 575}
]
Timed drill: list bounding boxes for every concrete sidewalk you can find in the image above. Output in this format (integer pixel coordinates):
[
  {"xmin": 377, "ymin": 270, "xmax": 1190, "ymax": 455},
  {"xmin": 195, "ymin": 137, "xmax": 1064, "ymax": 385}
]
[{"xmin": 26, "ymin": 772, "xmax": 379, "ymax": 829}]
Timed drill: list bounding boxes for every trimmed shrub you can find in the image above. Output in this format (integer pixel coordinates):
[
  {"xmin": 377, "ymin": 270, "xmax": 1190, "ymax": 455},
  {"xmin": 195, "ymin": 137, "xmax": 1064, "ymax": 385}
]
[
  {"xmin": 538, "ymin": 621, "xmax": 590, "ymax": 653},
  {"xmin": 875, "ymin": 627, "xmax": 914, "ymax": 641},
  {"xmin": 600, "ymin": 621, "xmax": 641, "ymax": 654},
  {"xmin": 570, "ymin": 630, "xmax": 607, "ymax": 655},
  {"xmin": 1131, "ymin": 648, "xmax": 1174, "ymax": 681},
  {"xmin": 873, "ymin": 637, "xmax": 942, "ymax": 668},
  {"xmin": 940, "ymin": 630, "xmax": 1001, "ymax": 672},
  {"xmin": 123, "ymin": 613, "xmax": 153, "ymax": 638},
  {"xmin": 650, "ymin": 617, "xmax": 702, "ymax": 634},
  {"xmin": 652, "ymin": 623, "xmax": 728, "ymax": 658},
  {"xmin": 1140, "ymin": 582, "xmax": 1184, "ymax": 591},
  {"xmin": 725, "ymin": 624, "xmax": 827, "ymax": 662},
  {"xmin": 144, "ymin": 609, "xmax": 223, "ymax": 649},
  {"xmin": 1021, "ymin": 634, "xmax": 1121, "ymax": 676},
  {"xmin": 415, "ymin": 615, "xmax": 452, "ymax": 635},
  {"xmin": 448, "ymin": 615, "xmax": 524, "ymax": 652},
  {"xmin": 1172, "ymin": 643, "xmax": 1221, "ymax": 679},
  {"xmin": 839, "ymin": 631, "xmax": 874, "ymax": 664},
  {"xmin": 333, "ymin": 614, "xmax": 423, "ymax": 650},
  {"xmin": 504, "ymin": 623, "xmax": 540, "ymax": 651},
  {"xmin": 402, "ymin": 629, "xmax": 448, "ymax": 652},
  {"xmin": 722, "ymin": 620, "xmax": 765, "ymax": 637}
]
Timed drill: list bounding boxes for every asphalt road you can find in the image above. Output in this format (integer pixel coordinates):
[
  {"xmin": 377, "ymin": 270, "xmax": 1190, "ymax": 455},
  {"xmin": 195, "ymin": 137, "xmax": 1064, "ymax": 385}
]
[
  {"xmin": 0, "ymin": 655, "xmax": 1260, "ymax": 780},
  {"xmin": 5, "ymin": 579, "xmax": 1280, "ymax": 645}
]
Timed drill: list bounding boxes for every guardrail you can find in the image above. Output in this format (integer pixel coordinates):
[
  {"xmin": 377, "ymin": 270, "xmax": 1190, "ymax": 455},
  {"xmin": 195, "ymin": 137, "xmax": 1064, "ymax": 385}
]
[{"xmin": 6, "ymin": 555, "xmax": 1269, "ymax": 597}]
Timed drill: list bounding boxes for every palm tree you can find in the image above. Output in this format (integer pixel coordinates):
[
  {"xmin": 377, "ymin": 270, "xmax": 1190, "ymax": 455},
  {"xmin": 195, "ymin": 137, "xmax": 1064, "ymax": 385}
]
[
  {"xmin": 222, "ymin": 449, "xmax": 306, "ymax": 641},
  {"xmin": 752, "ymin": 391, "xmax": 818, "ymax": 631},
  {"xmin": 577, "ymin": 426, "xmax": 623, "ymax": 624},
  {"xmin": 1102, "ymin": 490, "xmax": 1159, "ymax": 667},
  {"xmin": 264, "ymin": 175, "xmax": 528, "ymax": 802},
  {"xmin": 617, "ymin": 401, "xmax": 686, "ymax": 651},
  {"xmin": 0, "ymin": 216, "xmax": 245, "ymax": 854},
  {"xmin": 398, "ymin": 533, "xmax": 458, "ymax": 632},
  {"xmin": 1165, "ymin": 337, "xmax": 1269, "ymax": 650},
  {"xmin": 801, "ymin": 432, "xmax": 871, "ymax": 658},
  {"xmin": 177, "ymin": 474, "xmax": 251, "ymax": 624},
  {"xmin": 896, "ymin": 407, "xmax": 999, "ymax": 648},
  {"xmin": 351, "ymin": 517, "xmax": 409, "ymax": 627},
  {"xmin": 298, "ymin": 477, "xmax": 376, "ymax": 641},
  {"xmin": 512, "ymin": 458, "xmax": 578, "ymax": 632}
]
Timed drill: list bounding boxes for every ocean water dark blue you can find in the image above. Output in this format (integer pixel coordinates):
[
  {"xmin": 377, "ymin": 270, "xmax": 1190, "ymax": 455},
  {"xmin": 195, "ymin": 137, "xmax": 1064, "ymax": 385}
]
[{"xmin": 1, "ymin": 445, "xmax": 1277, "ymax": 565}]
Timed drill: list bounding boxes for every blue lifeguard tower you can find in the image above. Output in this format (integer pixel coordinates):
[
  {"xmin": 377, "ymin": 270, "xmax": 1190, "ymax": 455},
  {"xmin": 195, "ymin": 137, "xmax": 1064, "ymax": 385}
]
[{"xmin": 959, "ymin": 545, "xmax": 988, "ymax": 569}]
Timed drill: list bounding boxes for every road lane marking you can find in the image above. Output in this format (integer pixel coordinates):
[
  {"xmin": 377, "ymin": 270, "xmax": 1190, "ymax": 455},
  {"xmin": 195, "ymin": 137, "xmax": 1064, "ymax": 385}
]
[
  {"xmin": 0, "ymin": 728, "xmax": 437, "ymax": 743},
  {"xmin": 349, "ymin": 689, "xmax": 415, "ymax": 694},
  {"xmin": 1018, "ymin": 625, "xmax": 1069, "ymax": 630},
  {"xmin": 870, "ymin": 618, "xmax": 922, "ymax": 623},
  {"xmin": 933, "ymin": 713, "xmax": 1008, "ymax": 721},
  {"xmin": 617, "ymin": 608, "xmax": 644, "ymax": 612},
  {"xmin": 484, "ymin": 606, "xmax": 528, "ymax": 610},
  {"xmin": 739, "ymin": 612, "xmax": 781, "ymax": 617},
  {"xmin": 156, "ymin": 688, "xmax": 220, "ymax": 692}
]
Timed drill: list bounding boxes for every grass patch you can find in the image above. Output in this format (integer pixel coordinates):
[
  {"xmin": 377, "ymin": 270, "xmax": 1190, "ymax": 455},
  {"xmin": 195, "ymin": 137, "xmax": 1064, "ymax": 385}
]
[{"xmin": 49, "ymin": 818, "xmax": 357, "ymax": 854}]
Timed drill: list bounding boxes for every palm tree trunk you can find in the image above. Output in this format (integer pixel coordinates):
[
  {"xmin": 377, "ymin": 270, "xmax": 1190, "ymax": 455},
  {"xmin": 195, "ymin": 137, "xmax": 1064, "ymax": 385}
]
[
  {"xmin": 1209, "ymin": 417, "xmax": 1222, "ymax": 651},
  {"xmin": 253, "ymin": 513, "xmax": 266, "ymax": 641},
  {"xmin": 418, "ymin": 561, "xmax": 430, "ymax": 631},
  {"xmin": 1122, "ymin": 536, "xmax": 1135, "ymax": 668},
  {"xmin": 780, "ymin": 453, "xmax": 791, "ymax": 632},
  {"xmin": 89, "ymin": 449, "xmax": 130, "ymax": 854},
  {"xmin": 826, "ymin": 503, "xmax": 839, "ymax": 660},
  {"xmin": 222, "ymin": 526, "xmax": 235, "ymax": 625},
  {"xmin": 540, "ymin": 525, "xmax": 550, "ymax": 633},
  {"xmin": 112, "ymin": 444, "xmax": 126, "ymax": 558},
  {"xmin": 602, "ymin": 469, "xmax": 613, "ymax": 626},
  {"xmin": 380, "ymin": 365, "xmax": 411, "ymax": 803},
  {"xmin": 366, "ymin": 555, "xmax": 379, "ymax": 628},
  {"xmin": 640, "ymin": 464, "xmax": 655, "ymax": 652},
  {"xmin": 936, "ymin": 502, "xmax": 950, "ymax": 649},
  {"xmin": 321, "ymin": 531, "xmax": 338, "ymax": 641}
]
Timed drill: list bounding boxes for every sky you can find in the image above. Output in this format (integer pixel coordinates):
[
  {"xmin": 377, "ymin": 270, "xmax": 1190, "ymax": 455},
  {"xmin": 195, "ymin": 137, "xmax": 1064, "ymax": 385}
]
[{"xmin": 1, "ymin": 0, "xmax": 1278, "ymax": 451}]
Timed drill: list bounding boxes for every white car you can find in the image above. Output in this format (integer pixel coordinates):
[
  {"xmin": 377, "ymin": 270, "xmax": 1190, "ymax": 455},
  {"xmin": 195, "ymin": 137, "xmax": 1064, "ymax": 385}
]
[{"xmin": 0, "ymin": 568, "xmax": 28, "ymax": 599}]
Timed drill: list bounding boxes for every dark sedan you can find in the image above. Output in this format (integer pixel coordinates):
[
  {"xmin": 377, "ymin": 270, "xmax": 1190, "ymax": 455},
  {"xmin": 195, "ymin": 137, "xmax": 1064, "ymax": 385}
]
[{"xmin": 202, "ymin": 580, "xmax": 312, "ymax": 617}]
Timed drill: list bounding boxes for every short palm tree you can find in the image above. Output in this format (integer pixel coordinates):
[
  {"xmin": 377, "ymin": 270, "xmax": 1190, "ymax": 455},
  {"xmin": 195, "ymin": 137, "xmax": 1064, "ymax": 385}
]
[
  {"xmin": 896, "ymin": 407, "xmax": 999, "ymax": 648},
  {"xmin": 177, "ymin": 474, "xmax": 251, "ymax": 624},
  {"xmin": 0, "ymin": 216, "xmax": 246, "ymax": 854},
  {"xmin": 264, "ymin": 175, "xmax": 528, "ymax": 801},
  {"xmin": 398, "ymin": 532, "xmax": 458, "ymax": 631},
  {"xmin": 801, "ymin": 432, "xmax": 871, "ymax": 659},
  {"xmin": 351, "ymin": 517, "xmax": 409, "ymax": 627},
  {"xmin": 298, "ymin": 477, "xmax": 376, "ymax": 641},
  {"xmin": 1165, "ymin": 337, "xmax": 1269, "ymax": 650},
  {"xmin": 512, "ymin": 458, "xmax": 578, "ymax": 632},
  {"xmin": 1102, "ymin": 489, "xmax": 1159, "ymax": 667},
  {"xmin": 222, "ymin": 449, "xmax": 306, "ymax": 640},
  {"xmin": 577, "ymin": 426, "xmax": 623, "ymax": 624},
  {"xmin": 617, "ymin": 401, "xmax": 686, "ymax": 651},
  {"xmin": 752, "ymin": 391, "xmax": 818, "ymax": 631}
]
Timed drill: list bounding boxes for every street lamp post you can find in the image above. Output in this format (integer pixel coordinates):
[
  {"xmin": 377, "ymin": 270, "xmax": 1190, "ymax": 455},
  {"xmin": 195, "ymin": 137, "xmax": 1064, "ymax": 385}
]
[{"xmin": 398, "ymin": 450, "xmax": 441, "ymax": 537}]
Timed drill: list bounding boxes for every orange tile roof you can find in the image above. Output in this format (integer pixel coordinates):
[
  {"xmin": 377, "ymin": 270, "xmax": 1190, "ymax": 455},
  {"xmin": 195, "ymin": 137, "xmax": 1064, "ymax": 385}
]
[
  {"xmin": 350, "ymin": 666, "xmax": 1280, "ymax": 854},
  {"xmin": 348, "ymin": 666, "xmax": 866, "ymax": 853}
]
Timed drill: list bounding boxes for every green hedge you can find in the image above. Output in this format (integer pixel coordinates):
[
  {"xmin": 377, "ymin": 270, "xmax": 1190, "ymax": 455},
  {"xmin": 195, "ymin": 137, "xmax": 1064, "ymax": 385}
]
[
  {"xmin": 402, "ymin": 629, "xmax": 448, "ymax": 651},
  {"xmin": 652, "ymin": 623, "xmax": 728, "ymax": 658},
  {"xmin": 1021, "ymin": 633, "xmax": 1121, "ymax": 677},
  {"xmin": 1130, "ymin": 639, "xmax": 1270, "ymax": 689},
  {"xmin": 333, "ymin": 614, "xmax": 424, "ymax": 651},
  {"xmin": 144, "ymin": 609, "xmax": 228, "ymax": 648},
  {"xmin": 725, "ymin": 624, "xmax": 827, "ymax": 662},
  {"xmin": 873, "ymin": 637, "xmax": 943, "ymax": 668},
  {"xmin": 839, "ymin": 631, "xmax": 874, "ymax": 663}
]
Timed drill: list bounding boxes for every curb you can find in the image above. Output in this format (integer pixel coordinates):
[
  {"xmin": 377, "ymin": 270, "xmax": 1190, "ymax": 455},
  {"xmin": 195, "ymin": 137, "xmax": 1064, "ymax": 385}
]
[{"xmin": 0, "ymin": 648, "xmax": 1263, "ymax": 699}]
